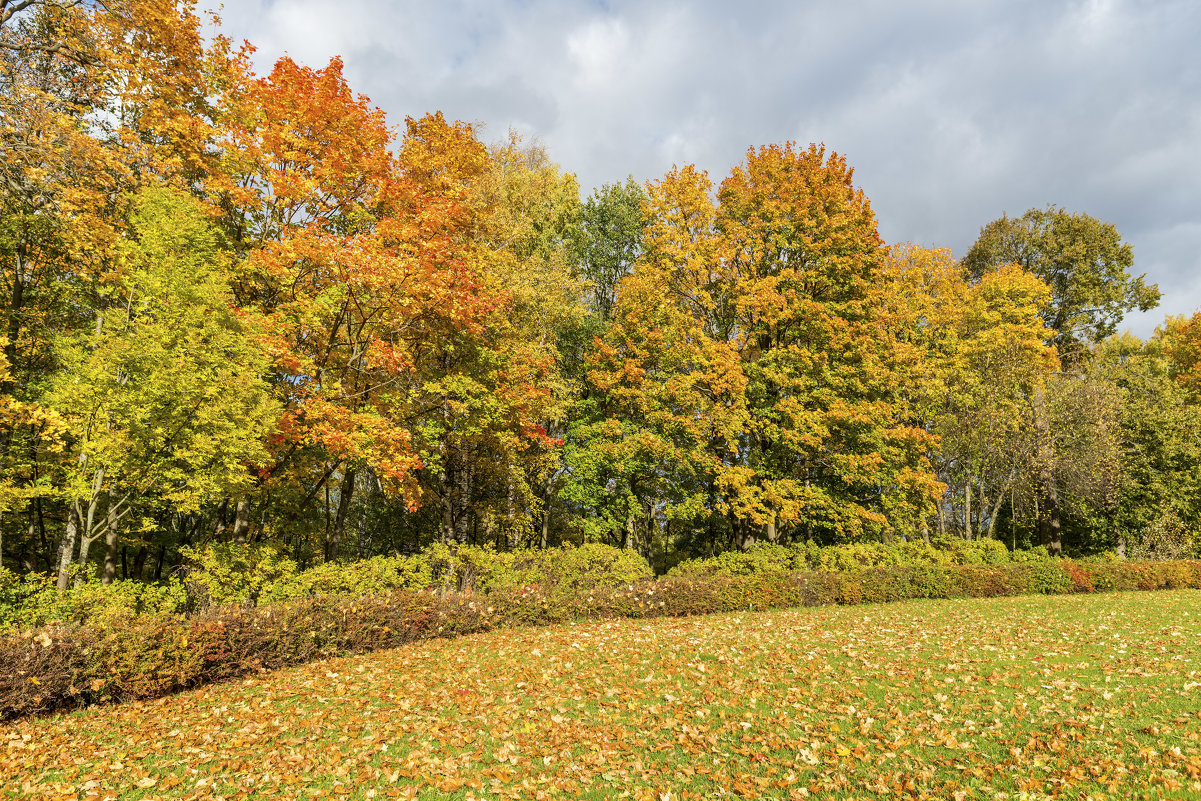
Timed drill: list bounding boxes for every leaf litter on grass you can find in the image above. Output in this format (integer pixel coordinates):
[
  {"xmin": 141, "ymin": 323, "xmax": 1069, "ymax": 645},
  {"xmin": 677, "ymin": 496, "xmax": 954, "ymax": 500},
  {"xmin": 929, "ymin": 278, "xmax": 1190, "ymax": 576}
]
[{"xmin": 4, "ymin": 590, "xmax": 1201, "ymax": 800}]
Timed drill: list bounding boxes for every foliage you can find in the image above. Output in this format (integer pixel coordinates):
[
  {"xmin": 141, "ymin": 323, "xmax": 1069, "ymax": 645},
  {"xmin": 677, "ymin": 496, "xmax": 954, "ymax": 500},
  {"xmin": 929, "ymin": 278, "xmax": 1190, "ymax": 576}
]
[
  {"xmin": 0, "ymin": 543, "xmax": 654, "ymax": 631},
  {"xmin": 2, "ymin": 0, "xmax": 1198, "ymax": 666},
  {"xmin": 668, "ymin": 538, "xmax": 1034, "ymax": 578},
  {"xmin": 4, "ymin": 554, "xmax": 1200, "ymax": 721},
  {"xmin": 962, "ymin": 204, "xmax": 1159, "ymax": 367}
]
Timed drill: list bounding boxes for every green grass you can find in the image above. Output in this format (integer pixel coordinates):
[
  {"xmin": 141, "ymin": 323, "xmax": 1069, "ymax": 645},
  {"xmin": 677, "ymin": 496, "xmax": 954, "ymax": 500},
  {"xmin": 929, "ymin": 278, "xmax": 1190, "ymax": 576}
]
[{"xmin": 5, "ymin": 591, "xmax": 1201, "ymax": 800}]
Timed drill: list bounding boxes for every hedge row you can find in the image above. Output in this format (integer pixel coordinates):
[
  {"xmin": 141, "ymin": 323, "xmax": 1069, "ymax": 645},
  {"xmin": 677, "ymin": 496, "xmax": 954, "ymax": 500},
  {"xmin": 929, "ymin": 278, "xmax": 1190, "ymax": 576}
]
[
  {"xmin": 0, "ymin": 542, "xmax": 655, "ymax": 631},
  {"xmin": 667, "ymin": 537, "xmax": 1048, "ymax": 578},
  {"xmin": 2, "ymin": 539, "xmax": 1051, "ymax": 633},
  {"xmin": 4, "ymin": 557, "xmax": 1200, "ymax": 719}
]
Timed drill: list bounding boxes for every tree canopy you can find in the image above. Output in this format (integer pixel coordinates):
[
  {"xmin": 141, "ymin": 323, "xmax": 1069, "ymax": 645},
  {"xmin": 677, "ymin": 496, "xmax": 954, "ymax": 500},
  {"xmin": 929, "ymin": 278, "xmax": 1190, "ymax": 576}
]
[{"xmin": 1, "ymin": 0, "xmax": 1195, "ymax": 587}]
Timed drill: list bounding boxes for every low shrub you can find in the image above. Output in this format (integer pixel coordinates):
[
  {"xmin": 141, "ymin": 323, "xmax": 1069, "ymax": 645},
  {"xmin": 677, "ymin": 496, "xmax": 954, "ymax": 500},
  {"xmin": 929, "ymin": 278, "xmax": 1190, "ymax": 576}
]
[
  {"xmin": 5, "ymin": 556, "xmax": 1201, "ymax": 720},
  {"xmin": 0, "ymin": 543, "xmax": 652, "ymax": 633},
  {"xmin": 667, "ymin": 538, "xmax": 1050, "ymax": 579}
]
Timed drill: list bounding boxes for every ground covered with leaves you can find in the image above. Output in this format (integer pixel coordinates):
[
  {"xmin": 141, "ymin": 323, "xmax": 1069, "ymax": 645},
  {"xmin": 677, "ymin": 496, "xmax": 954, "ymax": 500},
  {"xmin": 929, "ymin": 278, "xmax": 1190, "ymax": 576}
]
[{"xmin": 5, "ymin": 590, "xmax": 1201, "ymax": 800}]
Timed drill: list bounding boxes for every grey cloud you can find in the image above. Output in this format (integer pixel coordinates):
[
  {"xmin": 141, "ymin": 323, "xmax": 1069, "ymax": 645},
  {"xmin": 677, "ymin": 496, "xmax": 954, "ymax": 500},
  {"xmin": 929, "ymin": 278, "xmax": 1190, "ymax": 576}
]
[{"xmin": 211, "ymin": 0, "xmax": 1201, "ymax": 337}]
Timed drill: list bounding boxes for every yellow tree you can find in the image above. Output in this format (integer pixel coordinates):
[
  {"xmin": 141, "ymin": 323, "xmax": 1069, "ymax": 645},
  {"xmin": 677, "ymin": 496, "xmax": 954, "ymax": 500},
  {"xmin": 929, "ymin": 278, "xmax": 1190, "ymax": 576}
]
[
  {"xmin": 0, "ymin": 0, "xmax": 220, "ymax": 574},
  {"xmin": 582, "ymin": 147, "xmax": 943, "ymax": 553},
  {"xmin": 45, "ymin": 188, "xmax": 277, "ymax": 589},
  {"xmin": 883, "ymin": 244, "xmax": 1063, "ymax": 542},
  {"xmin": 716, "ymin": 144, "xmax": 939, "ymax": 544},
  {"xmin": 461, "ymin": 135, "xmax": 583, "ymax": 547}
]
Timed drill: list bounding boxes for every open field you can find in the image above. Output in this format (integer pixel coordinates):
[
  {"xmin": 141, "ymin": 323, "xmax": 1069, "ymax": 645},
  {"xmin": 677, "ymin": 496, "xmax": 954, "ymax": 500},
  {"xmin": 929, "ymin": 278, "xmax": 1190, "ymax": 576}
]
[{"xmin": 4, "ymin": 591, "xmax": 1201, "ymax": 800}]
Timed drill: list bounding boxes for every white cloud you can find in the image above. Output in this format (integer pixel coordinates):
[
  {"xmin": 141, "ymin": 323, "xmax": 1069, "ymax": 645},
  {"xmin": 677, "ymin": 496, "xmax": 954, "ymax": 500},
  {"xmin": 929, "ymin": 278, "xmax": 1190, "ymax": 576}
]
[{"xmin": 207, "ymin": 0, "xmax": 1201, "ymax": 335}]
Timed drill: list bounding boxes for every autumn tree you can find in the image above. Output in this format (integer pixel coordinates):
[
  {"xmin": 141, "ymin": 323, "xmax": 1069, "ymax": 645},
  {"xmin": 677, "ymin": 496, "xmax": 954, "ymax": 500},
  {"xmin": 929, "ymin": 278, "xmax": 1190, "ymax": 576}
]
[
  {"xmin": 962, "ymin": 206, "xmax": 1157, "ymax": 553},
  {"xmin": 571, "ymin": 178, "xmax": 646, "ymax": 322},
  {"xmin": 44, "ymin": 187, "xmax": 277, "ymax": 588},
  {"xmin": 714, "ymin": 144, "xmax": 939, "ymax": 544},
  {"xmin": 962, "ymin": 205, "xmax": 1159, "ymax": 368},
  {"xmin": 211, "ymin": 58, "xmax": 496, "ymax": 555},
  {"xmin": 567, "ymin": 165, "xmax": 746, "ymax": 555},
  {"xmin": 579, "ymin": 147, "xmax": 942, "ymax": 556},
  {"xmin": 463, "ymin": 135, "xmax": 583, "ymax": 548},
  {"xmin": 0, "ymin": 0, "xmax": 220, "ymax": 574},
  {"xmin": 882, "ymin": 244, "xmax": 1059, "ymax": 541}
]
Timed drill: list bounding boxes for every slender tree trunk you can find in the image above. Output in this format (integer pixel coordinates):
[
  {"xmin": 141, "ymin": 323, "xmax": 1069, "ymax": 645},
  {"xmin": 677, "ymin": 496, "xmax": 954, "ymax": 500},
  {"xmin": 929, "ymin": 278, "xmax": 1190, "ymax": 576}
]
[
  {"xmin": 102, "ymin": 502, "xmax": 120, "ymax": 585},
  {"xmin": 56, "ymin": 503, "xmax": 80, "ymax": 591},
  {"xmin": 454, "ymin": 462, "xmax": 473, "ymax": 545},
  {"xmin": 2, "ymin": 243, "xmax": 25, "ymax": 397},
  {"xmin": 1032, "ymin": 385, "xmax": 1063, "ymax": 555},
  {"xmin": 213, "ymin": 498, "xmax": 229, "ymax": 540},
  {"xmin": 325, "ymin": 468, "xmax": 356, "ymax": 562},
  {"xmin": 987, "ymin": 489, "xmax": 1006, "ymax": 540},
  {"xmin": 35, "ymin": 497, "xmax": 48, "ymax": 571},
  {"xmin": 232, "ymin": 496, "xmax": 251, "ymax": 544},
  {"xmin": 440, "ymin": 463, "xmax": 453, "ymax": 546},
  {"xmin": 963, "ymin": 473, "xmax": 972, "ymax": 539},
  {"xmin": 978, "ymin": 483, "xmax": 988, "ymax": 539},
  {"xmin": 540, "ymin": 500, "xmax": 550, "ymax": 549}
]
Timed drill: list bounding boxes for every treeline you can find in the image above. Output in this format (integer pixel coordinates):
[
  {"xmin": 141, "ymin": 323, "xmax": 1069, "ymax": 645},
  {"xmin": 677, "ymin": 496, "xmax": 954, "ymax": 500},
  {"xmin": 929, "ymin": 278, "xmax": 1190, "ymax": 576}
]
[{"xmin": 2, "ymin": 1, "xmax": 1200, "ymax": 589}]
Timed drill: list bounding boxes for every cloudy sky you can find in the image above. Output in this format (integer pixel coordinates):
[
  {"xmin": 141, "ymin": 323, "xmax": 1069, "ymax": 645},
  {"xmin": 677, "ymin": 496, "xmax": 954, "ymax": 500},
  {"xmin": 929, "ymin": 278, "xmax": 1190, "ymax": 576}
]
[{"xmin": 210, "ymin": 0, "xmax": 1199, "ymax": 337}]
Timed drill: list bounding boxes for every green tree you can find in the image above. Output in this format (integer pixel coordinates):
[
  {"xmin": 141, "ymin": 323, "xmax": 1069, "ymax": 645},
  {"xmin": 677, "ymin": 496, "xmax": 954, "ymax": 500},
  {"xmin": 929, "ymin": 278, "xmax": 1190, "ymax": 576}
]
[
  {"xmin": 962, "ymin": 205, "xmax": 1159, "ymax": 368},
  {"xmin": 45, "ymin": 187, "xmax": 278, "ymax": 588},
  {"xmin": 571, "ymin": 178, "xmax": 646, "ymax": 322},
  {"xmin": 962, "ymin": 206, "xmax": 1158, "ymax": 552},
  {"xmin": 1094, "ymin": 332, "xmax": 1201, "ymax": 557}
]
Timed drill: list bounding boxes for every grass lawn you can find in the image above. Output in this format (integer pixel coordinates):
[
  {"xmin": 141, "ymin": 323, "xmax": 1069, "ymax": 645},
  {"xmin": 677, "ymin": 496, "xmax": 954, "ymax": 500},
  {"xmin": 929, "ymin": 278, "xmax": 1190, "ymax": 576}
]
[{"xmin": 4, "ymin": 590, "xmax": 1201, "ymax": 800}]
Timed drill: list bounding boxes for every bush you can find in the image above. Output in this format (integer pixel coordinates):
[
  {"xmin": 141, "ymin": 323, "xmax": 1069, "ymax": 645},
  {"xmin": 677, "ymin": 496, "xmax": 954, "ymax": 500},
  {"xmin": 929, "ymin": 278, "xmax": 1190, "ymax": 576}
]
[
  {"xmin": 0, "ymin": 569, "xmax": 186, "ymax": 631},
  {"xmin": 262, "ymin": 553, "xmax": 435, "ymax": 602},
  {"xmin": 5, "ymin": 552, "xmax": 1200, "ymax": 720},
  {"xmin": 179, "ymin": 543, "xmax": 298, "ymax": 609},
  {"xmin": 667, "ymin": 538, "xmax": 1049, "ymax": 580}
]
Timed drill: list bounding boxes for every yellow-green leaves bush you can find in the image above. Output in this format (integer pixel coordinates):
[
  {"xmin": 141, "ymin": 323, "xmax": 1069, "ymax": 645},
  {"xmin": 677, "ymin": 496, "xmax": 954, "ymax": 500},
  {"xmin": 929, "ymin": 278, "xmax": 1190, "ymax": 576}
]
[{"xmin": 667, "ymin": 538, "xmax": 1045, "ymax": 579}]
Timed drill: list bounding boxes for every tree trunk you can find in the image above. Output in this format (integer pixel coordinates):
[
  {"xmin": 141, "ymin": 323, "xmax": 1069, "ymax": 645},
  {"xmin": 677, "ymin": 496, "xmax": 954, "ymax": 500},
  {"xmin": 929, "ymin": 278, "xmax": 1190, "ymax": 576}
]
[
  {"xmin": 232, "ymin": 496, "xmax": 251, "ymax": 544},
  {"xmin": 987, "ymin": 490, "xmax": 1005, "ymax": 540},
  {"xmin": 978, "ymin": 482, "xmax": 988, "ymax": 539},
  {"xmin": 325, "ymin": 468, "xmax": 356, "ymax": 562},
  {"xmin": 2, "ymin": 242, "xmax": 25, "ymax": 396},
  {"xmin": 1038, "ymin": 479, "xmax": 1063, "ymax": 555},
  {"xmin": 56, "ymin": 503, "xmax": 80, "ymax": 591},
  {"xmin": 540, "ymin": 502, "xmax": 550, "ymax": 549},
  {"xmin": 213, "ymin": 498, "xmax": 229, "ymax": 540},
  {"xmin": 102, "ymin": 502, "xmax": 120, "ymax": 585},
  {"xmin": 1032, "ymin": 385, "xmax": 1063, "ymax": 555},
  {"xmin": 963, "ymin": 473, "xmax": 972, "ymax": 539},
  {"xmin": 440, "ymin": 462, "xmax": 454, "ymax": 546},
  {"xmin": 454, "ymin": 462, "xmax": 473, "ymax": 544}
]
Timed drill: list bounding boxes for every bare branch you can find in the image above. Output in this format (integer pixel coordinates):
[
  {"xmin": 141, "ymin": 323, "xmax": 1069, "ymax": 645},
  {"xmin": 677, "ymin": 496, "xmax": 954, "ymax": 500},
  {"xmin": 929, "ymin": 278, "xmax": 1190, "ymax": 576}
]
[{"xmin": 0, "ymin": 0, "xmax": 85, "ymax": 27}]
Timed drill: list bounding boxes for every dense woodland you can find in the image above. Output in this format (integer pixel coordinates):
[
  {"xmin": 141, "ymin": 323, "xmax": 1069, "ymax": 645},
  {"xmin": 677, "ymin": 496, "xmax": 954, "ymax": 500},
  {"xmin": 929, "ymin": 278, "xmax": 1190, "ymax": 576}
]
[{"xmin": 2, "ymin": 0, "xmax": 1200, "ymax": 590}]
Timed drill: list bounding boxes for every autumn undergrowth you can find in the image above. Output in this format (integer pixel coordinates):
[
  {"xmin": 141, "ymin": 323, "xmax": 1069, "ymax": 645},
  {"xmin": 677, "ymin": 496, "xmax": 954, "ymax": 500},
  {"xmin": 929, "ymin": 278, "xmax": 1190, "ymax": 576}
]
[{"xmin": 5, "ymin": 590, "xmax": 1201, "ymax": 801}]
